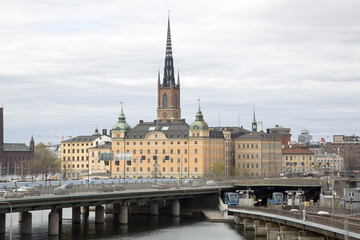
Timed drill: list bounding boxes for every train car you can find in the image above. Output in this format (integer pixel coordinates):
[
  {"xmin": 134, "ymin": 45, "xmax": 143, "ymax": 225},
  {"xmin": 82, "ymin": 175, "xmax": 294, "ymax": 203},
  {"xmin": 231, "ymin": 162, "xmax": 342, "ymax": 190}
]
[
  {"xmin": 269, "ymin": 192, "xmax": 284, "ymax": 205},
  {"xmin": 224, "ymin": 192, "xmax": 239, "ymax": 205}
]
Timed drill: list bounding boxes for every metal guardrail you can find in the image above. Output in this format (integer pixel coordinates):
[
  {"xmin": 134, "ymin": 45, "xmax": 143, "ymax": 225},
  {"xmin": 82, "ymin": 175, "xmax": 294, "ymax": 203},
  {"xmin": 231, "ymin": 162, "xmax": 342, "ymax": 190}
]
[{"xmin": 229, "ymin": 206, "xmax": 360, "ymax": 237}]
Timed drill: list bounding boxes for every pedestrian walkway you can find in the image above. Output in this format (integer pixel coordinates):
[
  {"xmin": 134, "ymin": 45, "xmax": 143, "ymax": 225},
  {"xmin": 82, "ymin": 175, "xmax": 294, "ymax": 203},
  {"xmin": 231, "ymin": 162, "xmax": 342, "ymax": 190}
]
[{"xmin": 202, "ymin": 209, "xmax": 234, "ymax": 223}]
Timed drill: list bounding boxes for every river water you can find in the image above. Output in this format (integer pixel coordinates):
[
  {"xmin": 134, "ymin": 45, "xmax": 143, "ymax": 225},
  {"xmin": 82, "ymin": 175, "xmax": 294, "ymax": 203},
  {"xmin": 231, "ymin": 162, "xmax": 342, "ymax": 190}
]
[{"xmin": 3, "ymin": 208, "xmax": 266, "ymax": 240}]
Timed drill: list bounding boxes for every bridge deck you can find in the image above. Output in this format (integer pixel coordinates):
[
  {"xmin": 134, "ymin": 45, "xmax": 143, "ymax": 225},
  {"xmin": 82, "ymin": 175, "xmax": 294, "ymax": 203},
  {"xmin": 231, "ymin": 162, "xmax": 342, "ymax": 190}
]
[{"xmin": 229, "ymin": 206, "xmax": 360, "ymax": 239}]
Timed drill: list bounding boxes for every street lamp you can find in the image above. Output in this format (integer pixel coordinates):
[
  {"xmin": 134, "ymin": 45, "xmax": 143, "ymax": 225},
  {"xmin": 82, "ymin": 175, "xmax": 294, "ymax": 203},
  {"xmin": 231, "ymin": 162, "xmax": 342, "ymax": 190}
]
[{"xmin": 87, "ymin": 151, "xmax": 90, "ymax": 187}]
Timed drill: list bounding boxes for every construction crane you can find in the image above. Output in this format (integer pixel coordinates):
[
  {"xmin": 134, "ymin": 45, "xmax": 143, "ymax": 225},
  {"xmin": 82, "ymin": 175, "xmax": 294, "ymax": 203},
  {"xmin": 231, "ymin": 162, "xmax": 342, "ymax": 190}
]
[{"xmin": 35, "ymin": 135, "xmax": 72, "ymax": 141}]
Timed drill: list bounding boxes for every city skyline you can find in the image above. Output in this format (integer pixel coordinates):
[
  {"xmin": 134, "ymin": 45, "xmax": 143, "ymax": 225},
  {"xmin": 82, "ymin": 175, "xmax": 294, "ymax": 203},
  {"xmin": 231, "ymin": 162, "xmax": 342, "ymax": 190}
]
[{"xmin": 1, "ymin": 1, "xmax": 360, "ymax": 144}]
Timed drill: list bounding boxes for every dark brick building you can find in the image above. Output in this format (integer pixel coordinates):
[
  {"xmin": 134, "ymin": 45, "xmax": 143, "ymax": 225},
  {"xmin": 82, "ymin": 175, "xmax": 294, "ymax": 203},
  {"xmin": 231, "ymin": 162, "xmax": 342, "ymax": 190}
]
[
  {"xmin": 324, "ymin": 135, "xmax": 360, "ymax": 170},
  {"xmin": 0, "ymin": 107, "xmax": 34, "ymax": 177}
]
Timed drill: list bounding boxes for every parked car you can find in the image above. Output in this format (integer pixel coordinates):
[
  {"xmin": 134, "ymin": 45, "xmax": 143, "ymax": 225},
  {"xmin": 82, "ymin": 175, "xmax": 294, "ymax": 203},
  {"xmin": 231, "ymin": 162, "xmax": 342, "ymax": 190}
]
[
  {"xmin": 152, "ymin": 182, "xmax": 170, "ymax": 189},
  {"xmin": 54, "ymin": 184, "xmax": 73, "ymax": 195},
  {"xmin": 191, "ymin": 181, "xmax": 200, "ymax": 188},
  {"xmin": 99, "ymin": 184, "xmax": 125, "ymax": 192},
  {"xmin": 206, "ymin": 180, "xmax": 215, "ymax": 186},
  {"xmin": 0, "ymin": 189, "xmax": 6, "ymax": 197},
  {"xmin": 182, "ymin": 179, "xmax": 193, "ymax": 185},
  {"xmin": 15, "ymin": 186, "xmax": 40, "ymax": 196},
  {"xmin": 4, "ymin": 190, "xmax": 24, "ymax": 199}
]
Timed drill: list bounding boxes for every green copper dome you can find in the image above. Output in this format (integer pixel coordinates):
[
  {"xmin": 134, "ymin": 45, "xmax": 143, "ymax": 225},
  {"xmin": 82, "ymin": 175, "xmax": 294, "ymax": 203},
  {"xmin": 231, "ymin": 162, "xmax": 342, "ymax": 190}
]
[
  {"xmin": 190, "ymin": 104, "xmax": 208, "ymax": 130},
  {"xmin": 92, "ymin": 127, "xmax": 101, "ymax": 136},
  {"xmin": 112, "ymin": 106, "xmax": 131, "ymax": 131}
]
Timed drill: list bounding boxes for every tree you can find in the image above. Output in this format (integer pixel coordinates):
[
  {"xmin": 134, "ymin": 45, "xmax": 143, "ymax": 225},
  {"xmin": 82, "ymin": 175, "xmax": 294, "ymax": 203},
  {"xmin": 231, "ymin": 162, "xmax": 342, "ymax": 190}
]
[
  {"xmin": 212, "ymin": 162, "xmax": 225, "ymax": 178},
  {"xmin": 230, "ymin": 166, "xmax": 240, "ymax": 177},
  {"xmin": 32, "ymin": 143, "xmax": 60, "ymax": 179}
]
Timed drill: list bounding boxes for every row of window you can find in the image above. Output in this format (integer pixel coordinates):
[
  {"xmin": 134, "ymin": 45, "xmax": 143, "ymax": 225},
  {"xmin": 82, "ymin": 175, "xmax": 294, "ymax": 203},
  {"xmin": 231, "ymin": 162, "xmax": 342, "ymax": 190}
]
[
  {"xmin": 237, "ymin": 163, "xmax": 259, "ymax": 168},
  {"xmin": 238, "ymin": 144, "xmax": 259, "ymax": 149},
  {"xmin": 63, "ymin": 143, "xmax": 90, "ymax": 147},
  {"xmin": 63, "ymin": 149, "xmax": 88, "ymax": 154},
  {"xmin": 65, "ymin": 164, "xmax": 198, "ymax": 173},
  {"xmin": 238, "ymin": 154, "xmax": 259, "ymax": 159},
  {"xmin": 63, "ymin": 156, "xmax": 89, "ymax": 161},
  {"xmin": 112, "ymin": 166, "xmax": 198, "ymax": 173},
  {"xmin": 130, "ymin": 148, "xmax": 190, "ymax": 155},
  {"xmin": 127, "ymin": 140, "xmax": 188, "ymax": 146},
  {"xmin": 116, "ymin": 140, "xmax": 224, "ymax": 146},
  {"xmin": 285, "ymin": 156, "xmax": 312, "ymax": 161},
  {"xmin": 64, "ymin": 164, "xmax": 89, "ymax": 169},
  {"xmin": 285, "ymin": 162, "xmax": 315, "ymax": 166}
]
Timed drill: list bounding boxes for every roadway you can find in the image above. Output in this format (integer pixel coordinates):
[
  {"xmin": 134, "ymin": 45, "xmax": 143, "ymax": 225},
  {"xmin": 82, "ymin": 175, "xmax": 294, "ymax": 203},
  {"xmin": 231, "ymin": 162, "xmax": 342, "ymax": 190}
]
[{"xmin": 0, "ymin": 184, "xmax": 233, "ymax": 214}]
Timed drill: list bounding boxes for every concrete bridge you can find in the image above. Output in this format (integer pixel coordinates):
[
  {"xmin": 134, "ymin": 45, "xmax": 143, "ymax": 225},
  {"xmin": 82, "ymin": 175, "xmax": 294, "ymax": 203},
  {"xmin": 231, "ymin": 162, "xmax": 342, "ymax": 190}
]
[
  {"xmin": 228, "ymin": 205, "xmax": 360, "ymax": 240},
  {"xmin": 0, "ymin": 185, "xmax": 232, "ymax": 237}
]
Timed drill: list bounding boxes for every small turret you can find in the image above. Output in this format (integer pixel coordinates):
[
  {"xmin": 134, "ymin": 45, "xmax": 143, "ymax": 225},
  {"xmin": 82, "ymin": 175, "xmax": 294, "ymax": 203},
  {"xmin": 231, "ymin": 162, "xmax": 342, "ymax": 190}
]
[
  {"xmin": 112, "ymin": 102, "xmax": 131, "ymax": 132},
  {"xmin": 92, "ymin": 127, "xmax": 101, "ymax": 136}
]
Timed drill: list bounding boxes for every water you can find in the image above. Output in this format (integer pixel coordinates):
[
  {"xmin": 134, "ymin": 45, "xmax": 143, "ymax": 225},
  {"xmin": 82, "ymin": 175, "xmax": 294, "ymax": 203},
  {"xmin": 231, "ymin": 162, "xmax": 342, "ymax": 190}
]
[{"xmin": 3, "ymin": 209, "xmax": 264, "ymax": 240}]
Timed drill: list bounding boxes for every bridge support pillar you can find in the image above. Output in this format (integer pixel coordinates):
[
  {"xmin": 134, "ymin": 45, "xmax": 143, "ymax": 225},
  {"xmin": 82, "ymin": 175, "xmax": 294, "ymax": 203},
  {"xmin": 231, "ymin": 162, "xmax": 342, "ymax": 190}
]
[
  {"xmin": 266, "ymin": 222, "xmax": 280, "ymax": 240},
  {"xmin": 72, "ymin": 207, "xmax": 81, "ymax": 223},
  {"xmin": 172, "ymin": 200, "xmax": 180, "ymax": 217},
  {"xmin": 243, "ymin": 218, "xmax": 254, "ymax": 230},
  {"xmin": 20, "ymin": 211, "xmax": 32, "ymax": 235},
  {"xmin": 119, "ymin": 205, "xmax": 128, "ymax": 225},
  {"xmin": 299, "ymin": 231, "xmax": 325, "ymax": 240},
  {"xmin": 150, "ymin": 202, "xmax": 158, "ymax": 216},
  {"xmin": 48, "ymin": 210, "xmax": 59, "ymax": 236},
  {"xmin": 95, "ymin": 205, "xmax": 104, "ymax": 224},
  {"xmin": 234, "ymin": 215, "xmax": 244, "ymax": 225},
  {"xmin": 18, "ymin": 212, "xmax": 22, "ymax": 222},
  {"xmin": 113, "ymin": 203, "xmax": 120, "ymax": 216},
  {"xmin": 57, "ymin": 208, "xmax": 62, "ymax": 224},
  {"xmin": 280, "ymin": 226, "xmax": 300, "ymax": 240},
  {"xmin": 0, "ymin": 213, "xmax": 5, "ymax": 234},
  {"xmin": 254, "ymin": 220, "xmax": 266, "ymax": 236},
  {"xmin": 81, "ymin": 206, "xmax": 89, "ymax": 214}
]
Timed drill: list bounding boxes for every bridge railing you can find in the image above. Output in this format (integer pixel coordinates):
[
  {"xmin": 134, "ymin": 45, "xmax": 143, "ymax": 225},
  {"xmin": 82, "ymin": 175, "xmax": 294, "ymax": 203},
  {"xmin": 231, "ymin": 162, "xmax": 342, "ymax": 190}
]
[
  {"xmin": 0, "ymin": 180, "xmax": 231, "ymax": 199},
  {"xmin": 229, "ymin": 206, "xmax": 360, "ymax": 235}
]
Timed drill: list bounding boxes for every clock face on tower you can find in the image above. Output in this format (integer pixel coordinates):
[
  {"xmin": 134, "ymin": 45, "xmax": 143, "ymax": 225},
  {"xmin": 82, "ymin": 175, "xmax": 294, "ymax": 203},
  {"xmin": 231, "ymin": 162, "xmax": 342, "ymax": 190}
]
[{"xmin": 162, "ymin": 112, "xmax": 168, "ymax": 118}]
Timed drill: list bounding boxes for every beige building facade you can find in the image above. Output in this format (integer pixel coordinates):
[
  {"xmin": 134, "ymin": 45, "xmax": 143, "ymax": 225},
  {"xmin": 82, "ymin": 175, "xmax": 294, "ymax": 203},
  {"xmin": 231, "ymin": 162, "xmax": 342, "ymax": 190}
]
[
  {"xmin": 235, "ymin": 132, "xmax": 282, "ymax": 177},
  {"xmin": 282, "ymin": 145, "xmax": 315, "ymax": 174},
  {"xmin": 61, "ymin": 128, "xmax": 110, "ymax": 179}
]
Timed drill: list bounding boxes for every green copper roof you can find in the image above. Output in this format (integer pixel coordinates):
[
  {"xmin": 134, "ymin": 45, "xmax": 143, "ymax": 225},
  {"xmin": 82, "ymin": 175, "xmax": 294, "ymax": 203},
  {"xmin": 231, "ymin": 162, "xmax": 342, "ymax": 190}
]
[
  {"xmin": 112, "ymin": 105, "xmax": 131, "ymax": 131},
  {"xmin": 190, "ymin": 103, "xmax": 208, "ymax": 130},
  {"xmin": 92, "ymin": 127, "xmax": 101, "ymax": 136}
]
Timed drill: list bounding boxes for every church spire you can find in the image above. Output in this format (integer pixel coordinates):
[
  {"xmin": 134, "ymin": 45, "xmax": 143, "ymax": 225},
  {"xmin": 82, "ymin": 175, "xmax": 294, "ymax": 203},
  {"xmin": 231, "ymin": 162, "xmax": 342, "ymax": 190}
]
[
  {"xmin": 162, "ymin": 15, "xmax": 175, "ymax": 86},
  {"xmin": 252, "ymin": 108, "xmax": 257, "ymax": 132},
  {"xmin": 177, "ymin": 69, "xmax": 180, "ymax": 85},
  {"xmin": 158, "ymin": 69, "xmax": 160, "ymax": 85},
  {"xmin": 157, "ymin": 15, "xmax": 181, "ymax": 122}
]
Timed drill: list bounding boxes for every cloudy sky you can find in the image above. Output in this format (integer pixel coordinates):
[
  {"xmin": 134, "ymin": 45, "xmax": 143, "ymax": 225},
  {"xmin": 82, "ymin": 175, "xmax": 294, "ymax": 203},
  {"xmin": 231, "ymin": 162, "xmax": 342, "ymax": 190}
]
[{"xmin": 1, "ymin": 0, "xmax": 360, "ymax": 145}]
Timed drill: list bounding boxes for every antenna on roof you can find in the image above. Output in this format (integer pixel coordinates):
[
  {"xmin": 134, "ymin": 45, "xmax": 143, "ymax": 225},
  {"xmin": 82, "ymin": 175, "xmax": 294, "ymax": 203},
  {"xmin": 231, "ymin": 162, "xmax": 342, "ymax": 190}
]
[{"xmin": 218, "ymin": 112, "xmax": 221, "ymax": 129}]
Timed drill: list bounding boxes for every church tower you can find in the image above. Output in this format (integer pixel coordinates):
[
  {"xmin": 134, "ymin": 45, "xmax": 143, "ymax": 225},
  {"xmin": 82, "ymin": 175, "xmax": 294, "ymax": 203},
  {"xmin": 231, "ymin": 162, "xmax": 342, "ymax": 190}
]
[
  {"xmin": 157, "ymin": 16, "xmax": 181, "ymax": 122},
  {"xmin": 252, "ymin": 109, "xmax": 258, "ymax": 132}
]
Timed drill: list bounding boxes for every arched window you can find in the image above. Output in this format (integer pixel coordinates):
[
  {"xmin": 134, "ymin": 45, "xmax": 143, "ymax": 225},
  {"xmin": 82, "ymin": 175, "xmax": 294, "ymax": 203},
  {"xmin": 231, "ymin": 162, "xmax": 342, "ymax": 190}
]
[
  {"xmin": 163, "ymin": 93, "xmax": 168, "ymax": 108},
  {"xmin": 174, "ymin": 94, "xmax": 177, "ymax": 108}
]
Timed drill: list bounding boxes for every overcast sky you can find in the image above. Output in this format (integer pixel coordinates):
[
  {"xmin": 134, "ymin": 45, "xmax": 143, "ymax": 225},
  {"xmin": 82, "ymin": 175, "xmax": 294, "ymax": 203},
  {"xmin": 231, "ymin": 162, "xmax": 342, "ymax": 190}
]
[{"xmin": 1, "ymin": 0, "xmax": 360, "ymax": 145}]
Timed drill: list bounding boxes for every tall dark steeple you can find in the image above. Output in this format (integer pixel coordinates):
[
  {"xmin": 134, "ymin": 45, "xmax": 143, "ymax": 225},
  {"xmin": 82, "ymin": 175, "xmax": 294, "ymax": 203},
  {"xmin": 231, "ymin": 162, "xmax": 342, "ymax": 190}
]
[
  {"xmin": 157, "ymin": 15, "xmax": 181, "ymax": 122},
  {"xmin": 252, "ymin": 108, "xmax": 257, "ymax": 132},
  {"xmin": 162, "ymin": 16, "xmax": 175, "ymax": 87}
]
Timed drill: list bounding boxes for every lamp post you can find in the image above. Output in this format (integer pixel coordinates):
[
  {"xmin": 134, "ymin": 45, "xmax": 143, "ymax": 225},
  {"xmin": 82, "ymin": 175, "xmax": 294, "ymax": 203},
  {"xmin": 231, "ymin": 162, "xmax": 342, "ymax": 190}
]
[{"xmin": 87, "ymin": 151, "xmax": 90, "ymax": 187}]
